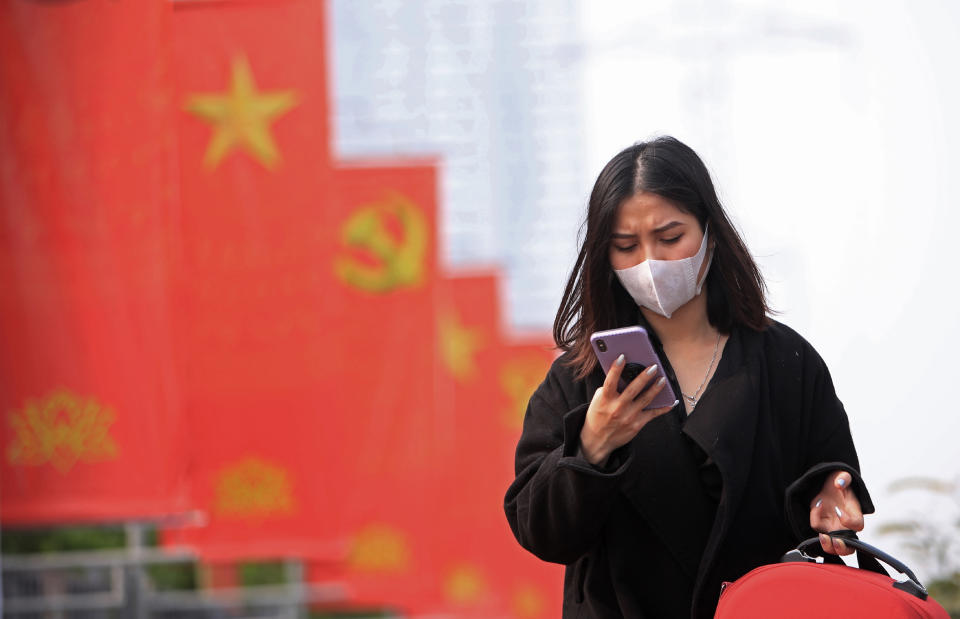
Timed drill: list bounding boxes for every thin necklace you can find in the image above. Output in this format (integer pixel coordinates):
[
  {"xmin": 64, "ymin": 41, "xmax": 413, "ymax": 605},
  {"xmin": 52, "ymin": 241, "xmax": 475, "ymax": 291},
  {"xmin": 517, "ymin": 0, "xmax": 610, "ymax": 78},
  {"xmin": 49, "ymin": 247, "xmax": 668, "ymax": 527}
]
[{"xmin": 682, "ymin": 331, "xmax": 721, "ymax": 411}]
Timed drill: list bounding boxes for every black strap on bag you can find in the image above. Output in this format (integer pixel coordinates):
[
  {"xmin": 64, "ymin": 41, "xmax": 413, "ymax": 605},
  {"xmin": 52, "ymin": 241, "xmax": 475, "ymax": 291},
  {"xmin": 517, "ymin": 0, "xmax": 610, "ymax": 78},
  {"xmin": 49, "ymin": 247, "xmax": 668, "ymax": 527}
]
[{"xmin": 780, "ymin": 530, "xmax": 929, "ymax": 600}]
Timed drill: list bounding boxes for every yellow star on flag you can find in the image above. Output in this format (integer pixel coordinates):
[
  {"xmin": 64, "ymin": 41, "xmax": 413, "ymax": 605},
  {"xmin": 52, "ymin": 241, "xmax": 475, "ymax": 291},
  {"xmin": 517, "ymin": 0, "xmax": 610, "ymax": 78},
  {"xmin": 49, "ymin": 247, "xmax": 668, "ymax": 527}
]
[
  {"xmin": 500, "ymin": 356, "xmax": 550, "ymax": 429},
  {"xmin": 184, "ymin": 55, "xmax": 299, "ymax": 170},
  {"xmin": 438, "ymin": 310, "xmax": 484, "ymax": 382}
]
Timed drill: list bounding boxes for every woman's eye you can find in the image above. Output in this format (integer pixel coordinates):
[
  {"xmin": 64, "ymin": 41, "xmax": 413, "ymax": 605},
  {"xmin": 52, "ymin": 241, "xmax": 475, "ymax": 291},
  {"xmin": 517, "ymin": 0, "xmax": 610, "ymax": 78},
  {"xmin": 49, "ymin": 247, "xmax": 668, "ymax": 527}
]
[
  {"xmin": 662, "ymin": 235, "xmax": 682, "ymax": 244},
  {"xmin": 613, "ymin": 244, "xmax": 637, "ymax": 253}
]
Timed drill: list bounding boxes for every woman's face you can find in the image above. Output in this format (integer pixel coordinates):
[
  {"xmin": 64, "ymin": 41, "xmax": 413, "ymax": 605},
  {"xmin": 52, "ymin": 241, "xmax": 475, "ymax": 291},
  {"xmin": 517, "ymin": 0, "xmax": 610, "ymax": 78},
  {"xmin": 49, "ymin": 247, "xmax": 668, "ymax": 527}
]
[{"xmin": 608, "ymin": 191, "xmax": 706, "ymax": 270}]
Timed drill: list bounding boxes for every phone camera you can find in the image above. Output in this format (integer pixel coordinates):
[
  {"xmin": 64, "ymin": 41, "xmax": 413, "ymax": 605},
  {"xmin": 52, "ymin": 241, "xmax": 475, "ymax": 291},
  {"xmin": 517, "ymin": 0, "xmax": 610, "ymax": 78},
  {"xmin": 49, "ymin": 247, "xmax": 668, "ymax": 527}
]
[{"xmin": 597, "ymin": 339, "xmax": 607, "ymax": 352}]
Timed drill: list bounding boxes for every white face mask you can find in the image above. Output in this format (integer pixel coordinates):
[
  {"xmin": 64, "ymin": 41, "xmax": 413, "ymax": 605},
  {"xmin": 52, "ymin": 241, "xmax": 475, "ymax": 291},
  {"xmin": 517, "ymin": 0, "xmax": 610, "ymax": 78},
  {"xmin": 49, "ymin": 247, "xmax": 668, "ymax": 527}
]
[{"xmin": 613, "ymin": 224, "xmax": 714, "ymax": 318}]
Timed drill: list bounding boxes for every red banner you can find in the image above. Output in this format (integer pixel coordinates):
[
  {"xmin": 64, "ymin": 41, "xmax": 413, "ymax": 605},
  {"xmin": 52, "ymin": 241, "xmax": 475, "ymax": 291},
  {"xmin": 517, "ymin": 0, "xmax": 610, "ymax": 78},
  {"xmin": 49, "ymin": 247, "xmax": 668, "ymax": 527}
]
[
  {"xmin": 0, "ymin": 0, "xmax": 190, "ymax": 523},
  {"xmin": 160, "ymin": 0, "xmax": 455, "ymax": 562},
  {"xmin": 310, "ymin": 273, "xmax": 562, "ymax": 618},
  {"xmin": 424, "ymin": 276, "xmax": 563, "ymax": 619},
  {"xmin": 170, "ymin": 0, "xmax": 334, "ymax": 402},
  {"xmin": 162, "ymin": 0, "xmax": 339, "ymax": 558},
  {"xmin": 163, "ymin": 1, "xmax": 563, "ymax": 611},
  {"xmin": 0, "ymin": 0, "xmax": 568, "ymax": 612},
  {"xmin": 163, "ymin": 158, "xmax": 440, "ymax": 558}
]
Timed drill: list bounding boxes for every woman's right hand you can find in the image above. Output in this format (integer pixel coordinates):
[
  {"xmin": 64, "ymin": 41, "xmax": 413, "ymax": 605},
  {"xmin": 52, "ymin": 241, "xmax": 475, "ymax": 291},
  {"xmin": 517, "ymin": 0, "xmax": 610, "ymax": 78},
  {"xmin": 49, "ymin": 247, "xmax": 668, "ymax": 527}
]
[{"xmin": 579, "ymin": 354, "xmax": 677, "ymax": 467}]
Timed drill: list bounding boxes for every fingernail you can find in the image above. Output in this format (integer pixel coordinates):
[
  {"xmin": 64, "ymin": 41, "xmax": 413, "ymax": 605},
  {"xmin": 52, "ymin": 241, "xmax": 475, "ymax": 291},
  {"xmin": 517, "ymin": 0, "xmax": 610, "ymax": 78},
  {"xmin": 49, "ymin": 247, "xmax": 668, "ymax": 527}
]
[
  {"xmin": 656, "ymin": 376, "xmax": 666, "ymax": 386},
  {"xmin": 645, "ymin": 364, "xmax": 658, "ymax": 375},
  {"xmin": 819, "ymin": 533, "xmax": 829, "ymax": 546},
  {"xmin": 615, "ymin": 354, "xmax": 625, "ymax": 366},
  {"xmin": 837, "ymin": 477, "xmax": 847, "ymax": 488},
  {"xmin": 815, "ymin": 499, "xmax": 822, "ymax": 508},
  {"xmin": 672, "ymin": 399, "xmax": 679, "ymax": 408},
  {"xmin": 834, "ymin": 506, "xmax": 843, "ymax": 518}
]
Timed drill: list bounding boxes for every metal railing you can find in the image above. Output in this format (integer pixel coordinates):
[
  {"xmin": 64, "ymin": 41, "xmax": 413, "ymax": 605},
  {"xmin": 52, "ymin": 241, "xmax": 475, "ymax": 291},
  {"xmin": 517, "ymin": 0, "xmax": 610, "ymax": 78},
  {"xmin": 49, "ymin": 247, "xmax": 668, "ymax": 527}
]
[{"xmin": 1, "ymin": 523, "xmax": 348, "ymax": 619}]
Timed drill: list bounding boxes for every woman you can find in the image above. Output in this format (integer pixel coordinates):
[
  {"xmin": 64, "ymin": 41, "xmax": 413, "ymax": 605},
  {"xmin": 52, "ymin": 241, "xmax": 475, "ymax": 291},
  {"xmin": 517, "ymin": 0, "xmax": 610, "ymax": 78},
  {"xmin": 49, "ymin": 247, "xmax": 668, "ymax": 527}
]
[{"xmin": 503, "ymin": 136, "xmax": 873, "ymax": 618}]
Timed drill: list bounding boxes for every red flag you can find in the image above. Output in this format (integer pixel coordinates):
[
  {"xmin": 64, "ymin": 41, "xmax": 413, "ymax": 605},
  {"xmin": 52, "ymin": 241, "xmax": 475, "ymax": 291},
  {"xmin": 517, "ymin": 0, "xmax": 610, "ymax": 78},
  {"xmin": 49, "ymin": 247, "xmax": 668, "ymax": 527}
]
[
  {"xmin": 300, "ymin": 162, "xmax": 443, "ymax": 602},
  {"xmin": 160, "ymin": 3, "xmax": 561, "ymax": 614},
  {"xmin": 0, "ymin": 0, "xmax": 190, "ymax": 523},
  {"xmin": 170, "ymin": 0, "xmax": 333, "ymax": 402},
  {"xmin": 162, "ymin": 0, "xmax": 344, "ymax": 559},
  {"xmin": 310, "ymin": 273, "xmax": 562, "ymax": 617},
  {"xmin": 163, "ymin": 156, "xmax": 440, "ymax": 560},
  {"xmin": 162, "ymin": 0, "xmax": 450, "ymax": 565},
  {"xmin": 427, "ymin": 276, "xmax": 563, "ymax": 618}
]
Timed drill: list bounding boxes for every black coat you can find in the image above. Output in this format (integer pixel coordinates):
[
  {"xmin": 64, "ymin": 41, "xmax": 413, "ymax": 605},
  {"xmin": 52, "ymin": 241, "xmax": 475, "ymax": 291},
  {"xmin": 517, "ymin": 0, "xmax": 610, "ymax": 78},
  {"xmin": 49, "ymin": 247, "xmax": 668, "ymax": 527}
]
[{"xmin": 504, "ymin": 320, "xmax": 874, "ymax": 618}]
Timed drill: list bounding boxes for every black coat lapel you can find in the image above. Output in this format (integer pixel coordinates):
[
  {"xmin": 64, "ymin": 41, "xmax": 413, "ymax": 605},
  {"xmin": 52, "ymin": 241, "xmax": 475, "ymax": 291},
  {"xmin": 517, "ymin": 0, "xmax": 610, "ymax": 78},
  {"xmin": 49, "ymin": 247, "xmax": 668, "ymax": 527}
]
[
  {"xmin": 619, "ymin": 411, "xmax": 719, "ymax": 580},
  {"xmin": 681, "ymin": 328, "xmax": 761, "ymax": 592},
  {"xmin": 682, "ymin": 327, "xmax": 759, "ymax": 520},
  {"xmin": 583, "ymin": 321, "xmax": 763, "ymax": 588},
  {"xmin": 580, "ymin": 363, "xmax": 716, "ymax": 581},
  {"xmin": 683, "ymin": 365, "xmax": 759, "ymax": 528},
  {"xmin": 617, "ymin": 325, "xmax": 762, "ymax": 586}
]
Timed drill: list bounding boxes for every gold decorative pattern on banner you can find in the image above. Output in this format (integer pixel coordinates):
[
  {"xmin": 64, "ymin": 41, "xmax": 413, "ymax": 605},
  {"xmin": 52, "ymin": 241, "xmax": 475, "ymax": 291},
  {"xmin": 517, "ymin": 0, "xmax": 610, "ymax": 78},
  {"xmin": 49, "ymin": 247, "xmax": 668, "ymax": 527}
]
[
  {"xmin": 444, "ymin": 562, "xmax": 486, "ymax": 605},
  {"xmin": 6, "ymin": 389, "xmax": 118, "ymax": 473},
  {"xmin": 438, "ymin": 310, "xmax": 484, "ymax": 382},
  {"xmin": 184, "ymin": 55, "xmax": 299, "ymax": 170},
  {"xmin": 213, "ymin": 457, "xmax": 296, "ymax": 519},
  {"xmin": 348, "ymin": 524, "xmax": 410, "ymax": 573},
  {"xmin": 335, "ymin": 192, "xmax": 428, "ymax": 293},
  {"xmin": 500, "ymin": 356, "xmax": 550, "ymax": 429},
  {"xmin": 512, "ymin": 584, "xmax": 546, "ymax": 618}
]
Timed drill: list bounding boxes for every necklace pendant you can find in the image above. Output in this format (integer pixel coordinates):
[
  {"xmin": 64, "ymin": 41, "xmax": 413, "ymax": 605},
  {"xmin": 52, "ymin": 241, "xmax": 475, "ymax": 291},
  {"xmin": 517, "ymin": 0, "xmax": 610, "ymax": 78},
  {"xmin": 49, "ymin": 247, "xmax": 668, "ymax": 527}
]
[{"xmin": 679, "ymin": 331, "xmax": 721, "ymax": 413}]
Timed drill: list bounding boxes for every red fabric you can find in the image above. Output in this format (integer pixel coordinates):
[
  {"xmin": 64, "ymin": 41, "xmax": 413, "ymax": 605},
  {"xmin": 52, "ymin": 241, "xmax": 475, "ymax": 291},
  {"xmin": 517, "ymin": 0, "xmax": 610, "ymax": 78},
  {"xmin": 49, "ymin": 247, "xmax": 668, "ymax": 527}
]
[
  {"xmin": 715, "ymin": 562, "xmax": 950, "ymax": 618},
  {"xmin": 1, "ymin": 0, "xmax": 566, "ymax": 613},
  {"xmin": 161, "ymin": 0, "xmax": 340, "ymax": 559},
  {"xmin": 0, "ymin": 0, "xmax": 190, "ymax": 523},
  {"xmin": 163, "ymin": 159, "xmax": 440, "ymax": 558},
  {"xmin": 316, "ymin": 162, "xmax": 443, "ymax": 567},
  {"xmin": 162, "ymin": 0, "xmax": 452, "ymax": 566},
  {"xmin": 309, "ymin": 274, "xmax": 562, "ymax": 618}
]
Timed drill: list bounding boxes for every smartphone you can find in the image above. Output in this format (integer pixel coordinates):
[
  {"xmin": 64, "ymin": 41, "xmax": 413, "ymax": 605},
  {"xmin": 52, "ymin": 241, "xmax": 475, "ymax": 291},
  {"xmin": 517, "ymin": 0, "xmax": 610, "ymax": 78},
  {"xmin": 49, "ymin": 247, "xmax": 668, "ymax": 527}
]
[{"xmin": 590, "ymin": 326, "xmax": 677, "ymax": 410}]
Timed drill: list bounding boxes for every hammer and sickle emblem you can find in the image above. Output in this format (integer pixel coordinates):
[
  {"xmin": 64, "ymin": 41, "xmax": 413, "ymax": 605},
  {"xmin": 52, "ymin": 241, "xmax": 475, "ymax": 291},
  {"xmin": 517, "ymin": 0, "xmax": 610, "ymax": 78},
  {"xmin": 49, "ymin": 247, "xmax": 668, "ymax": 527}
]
[{"xmin": 335, "ymin": 192, "xmax": 429, "ymax": 293}]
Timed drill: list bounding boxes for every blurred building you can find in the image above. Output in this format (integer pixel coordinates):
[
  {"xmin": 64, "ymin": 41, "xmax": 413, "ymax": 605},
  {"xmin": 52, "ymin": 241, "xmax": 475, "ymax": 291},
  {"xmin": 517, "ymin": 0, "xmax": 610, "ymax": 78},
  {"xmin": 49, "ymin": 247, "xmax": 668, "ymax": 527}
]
[{"xmin": 331, "ymin": 0, "xmax": 586, "ymax": 331}]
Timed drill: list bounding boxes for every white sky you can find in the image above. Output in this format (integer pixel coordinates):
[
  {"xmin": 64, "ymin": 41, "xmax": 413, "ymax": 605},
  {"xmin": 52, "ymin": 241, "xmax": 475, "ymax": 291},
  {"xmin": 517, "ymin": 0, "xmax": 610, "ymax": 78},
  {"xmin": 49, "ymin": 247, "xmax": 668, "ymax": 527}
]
[{"xmin": 579, "ymin": 0, "xmax": 960, "ymax": 578}]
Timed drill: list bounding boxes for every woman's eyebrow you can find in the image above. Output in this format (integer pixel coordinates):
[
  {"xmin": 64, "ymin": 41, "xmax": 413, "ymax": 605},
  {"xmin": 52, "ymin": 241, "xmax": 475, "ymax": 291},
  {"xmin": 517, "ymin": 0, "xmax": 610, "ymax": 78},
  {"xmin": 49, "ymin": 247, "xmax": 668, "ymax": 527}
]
[
  {"xmin": 612, "ymin": 221, "xmax": 684, "ymax": 238},
  {"xmin": 652, "ymin": 221, "xmax": 683, "ymax": 234}
]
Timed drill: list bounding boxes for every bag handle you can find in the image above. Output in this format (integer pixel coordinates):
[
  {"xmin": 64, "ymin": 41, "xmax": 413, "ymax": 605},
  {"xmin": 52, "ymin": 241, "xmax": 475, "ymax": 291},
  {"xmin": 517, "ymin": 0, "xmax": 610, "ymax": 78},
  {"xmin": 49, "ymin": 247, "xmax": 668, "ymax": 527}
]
[{"xmin": 785, "ymin": 531, "xmax": 928, "ymax": 600}]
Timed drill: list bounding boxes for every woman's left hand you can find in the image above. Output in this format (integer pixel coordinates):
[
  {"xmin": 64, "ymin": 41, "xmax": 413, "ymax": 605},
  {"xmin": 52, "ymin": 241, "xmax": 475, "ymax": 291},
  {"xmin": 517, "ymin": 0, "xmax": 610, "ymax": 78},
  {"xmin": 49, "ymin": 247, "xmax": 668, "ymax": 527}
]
[{"xmin": 809, "ymin": 470, "xmax": 864, "ymax": 556}]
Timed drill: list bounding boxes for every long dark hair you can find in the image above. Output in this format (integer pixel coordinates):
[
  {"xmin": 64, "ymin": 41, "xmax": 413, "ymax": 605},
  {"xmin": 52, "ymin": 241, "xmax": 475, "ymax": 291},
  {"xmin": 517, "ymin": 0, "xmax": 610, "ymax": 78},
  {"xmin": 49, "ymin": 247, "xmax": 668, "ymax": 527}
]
[{"xmin": 554, "ymin": 136, "xmax": 771, "ymax": 379}]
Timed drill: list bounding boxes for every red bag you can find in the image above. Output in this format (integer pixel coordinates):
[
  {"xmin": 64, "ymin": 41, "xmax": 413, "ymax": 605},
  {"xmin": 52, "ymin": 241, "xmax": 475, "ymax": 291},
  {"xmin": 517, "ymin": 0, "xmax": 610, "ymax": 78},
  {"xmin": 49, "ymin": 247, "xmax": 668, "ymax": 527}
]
[{"xmin": 715, "ymin": 535, "xmax": 950, "ymax": 618}]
